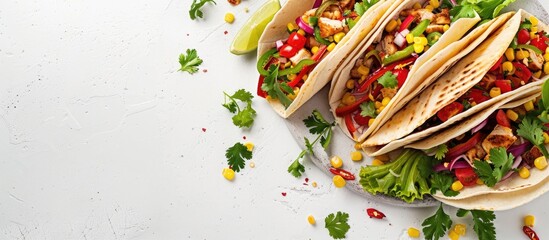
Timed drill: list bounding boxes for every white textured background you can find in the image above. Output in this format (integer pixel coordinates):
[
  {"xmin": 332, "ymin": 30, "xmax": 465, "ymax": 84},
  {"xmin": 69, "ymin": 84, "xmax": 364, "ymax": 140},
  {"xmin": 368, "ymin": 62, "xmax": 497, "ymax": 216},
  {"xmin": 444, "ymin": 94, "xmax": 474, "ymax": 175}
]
[{"xmin": 1, "ymin": 0, "xmax": 548, "ymax": 239}]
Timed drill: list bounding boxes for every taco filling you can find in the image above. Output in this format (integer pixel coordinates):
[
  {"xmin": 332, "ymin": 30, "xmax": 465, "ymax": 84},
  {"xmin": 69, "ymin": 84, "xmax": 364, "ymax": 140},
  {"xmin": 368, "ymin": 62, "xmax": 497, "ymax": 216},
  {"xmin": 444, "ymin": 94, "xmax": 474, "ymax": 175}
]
[
  {"xmin": 418, "ymin": 17, "xmax": 549, "ymax": 132},
  {"xmin": 256, "ymin": 0, "xmax": 380, "ymax": 108},
  {"xmin": 334, "ymin": 2, "xmax": 453, "ymax": 137}
]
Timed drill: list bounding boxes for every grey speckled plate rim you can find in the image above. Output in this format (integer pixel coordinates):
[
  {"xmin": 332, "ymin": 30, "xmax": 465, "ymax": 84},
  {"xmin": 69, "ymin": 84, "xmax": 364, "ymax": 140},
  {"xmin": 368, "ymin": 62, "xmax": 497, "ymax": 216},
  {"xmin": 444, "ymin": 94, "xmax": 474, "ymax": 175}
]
[{"xmin": 284, "ymin": 0, "xmax": 549, "ymax": 208}]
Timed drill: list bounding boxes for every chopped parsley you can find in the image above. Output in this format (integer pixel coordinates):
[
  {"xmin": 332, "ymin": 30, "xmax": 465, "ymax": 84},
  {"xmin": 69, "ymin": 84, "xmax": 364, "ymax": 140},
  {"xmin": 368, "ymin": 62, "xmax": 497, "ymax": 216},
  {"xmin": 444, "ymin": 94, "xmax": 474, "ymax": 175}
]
[
  {"xmin": 430, "ymin": 172, "xmax": 459, "ymax": 197},
  {"xmin": 189, "ymin": 0, "xmax": 216, "ymax": 20},
  {"xmin": 360, "ymin": 101, "xmax": 377, "ymax": 118},
  {"xmin": 377, "ymin": 71, "xmax": 398, "ymax": 89},
  {"xmin": 225, "ymin": 142, "xmax": 252, "ymax": 172},
  {"xmin": 473, "ymin": 147, "xmax": 514, "ymax": 187},
  {"xmin": 325, "ymin": 211, "xmax": 350, "ymax": 239},
  {"xmin": 222, "ymin": 89, "xmax": 256, "ymax": 128},
  {"xmin": 457, "ymin": 209, "xmax": 496, "ymax": 240},
  {"xmin": 179, "ymin": 49, "xmax": 203, "ymax": 74},
  {"xmin": 422, "ymin": 204, "xmax": 452, "ymax": 240}
]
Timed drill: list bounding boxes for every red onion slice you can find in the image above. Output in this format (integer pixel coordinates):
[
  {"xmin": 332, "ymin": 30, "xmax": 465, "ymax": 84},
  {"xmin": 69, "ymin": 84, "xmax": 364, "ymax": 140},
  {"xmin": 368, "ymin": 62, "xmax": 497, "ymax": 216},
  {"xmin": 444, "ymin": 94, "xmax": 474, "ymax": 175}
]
[
  {"xmin": 508, "ymin": 142, "xmax": 531, "ymax": 158},
  {"xmin": 313, "ymin": 0, "xmax": 322, "ymax": 8},
  {"xmin": 296, "ymin": 17, "xmax": 314, "ymax": 34},
  {"xmin": 394, "ymin": 33, "xmax": 406, "ymax": 48},
  {"xmin": 471, "ymin": 118, "xmax": 488, "ymax": 134},
  {"xmin": 449, "ymin": 154, "xmax": 472, "ymax": 171}
]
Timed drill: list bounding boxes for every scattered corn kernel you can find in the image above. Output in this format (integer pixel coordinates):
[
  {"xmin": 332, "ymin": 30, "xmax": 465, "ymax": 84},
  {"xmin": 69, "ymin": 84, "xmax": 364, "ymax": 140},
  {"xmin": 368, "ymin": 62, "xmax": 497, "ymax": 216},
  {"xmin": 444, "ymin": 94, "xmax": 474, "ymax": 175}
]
[
  {"xmin": 448, "ymin": 230, "xmax": 460, "ymax": 240},
  {"xmin": 413, "ymin": 37, "xmax": 428, "ymax": 46},
  {"xmin": 287, "ymin": 23, "xmax": 297, "ymax": 32},
  {"xmin": 342, "ymin": 93, "xmax": 356, "ymax": 105},
  {"xmin": 287, "ymin": 74, "xmax": 296, "ymax": 81},
  {"xmin": 376, "ymin": 105, "xmax": 385, "ymax": 114},
  {"xmin": 381, "ymin": 97, "xmax": 391, "ymax": 106},
  {"xmin": 414, "ymin": 43, "xmax": 424, "ymax": 53},
  {"xmin": 531, "ymin": 31, "xmax": 537, "ymax": 40},
  {"xmin": 451, "ymin": 180, "xmax": 464, "ymax": 191},
  {"xmin": 506, "ymin": 109, "xmax": 519, "ymax": 121},
  {"xmin": 544, "ymin": 62, "xmax": 549, "ymax": 75},
  {"xmin": 308, "ymin": 215, "xmax": 316, "ymax": 225},
  {"xmin": 377, "ymin": 154, "xmax": 390, "ymax": 162},
  {"xmin": 368, "ymin": 118, "xmax": 375, "ymax": 127},
  {"xmin": 534, "ymin": 70, "xmax": 542, "ymax": 79},
  {"xmin": 330, "ymin": 156, "xmax": 343, "ymax": 168},
  {"xmin": 532, "ymin": 26, "xmax": 539, "ymax": 34},
  {"xmin": 334, "ymin": 32, "xmax": 346, "ymax": 43},
  {"xmin": 430, "ymin": 0, "xmax": 440, "ymax": 8},
  {"xmin": 413, "ymin": 2, "xmax": 422, "ymax": 9},
  {"xmin": 505, "ymin": 48, "xmax": 515, "ymax": 61},
  {"xmin": 288, "ymin": 87, "xmax": 300, "ymax": 100},
  {"xmin": 489, "ymin": 87, "xmax": 501, "ymax": 98},
  {"xmin": 224, "ymin": 13, "xmax": 235, "ymax": 23},
  {"xmin": 406, "ymin": 33, "xmax": 414, "ymax": 43},
  {"xmin": 425, "ymin": 4, "xmax": 434, "ymax": 12},
  {"xmin": 346, "ymin": 80, "xmax": 355, "ymax": 89},
  {"xmin": 372, "ymin": 159, "xmax": 384, "ymax": 166},
  {"xmin": 543, "ymin": 132, "xmax": 549, "ymax": 144},
  {"xmin": 222, "ymin": 168, "xmax": 235, "ymax": 181},
  {"xmin": 524, "ymin": 101, "xmax": 535, "ymax": 111},
  {"xmin": 351, "ymin": 151, "xmax": 363, "ymax": 161},
  {"xmin": 250, "ymin": 162, "xmax": 256, "ymax": 168},
  {"xmin": 357, "ymin": 65, "xmax": 370, "ymax": 76},
  {"xmin": 311, "ymin": 46, "xmax": 319, "ymax": 55},
  {"xmin": 312, "ymin": 181, "xmax": 318, "ymax": 187},
  {"xmin": 531, "ymin": 16, "xmax": 539, "ymax": 26},
  {"xmin": 385, "ymin": 19, "xmax": 398, "ymax": 32},
  {"xmin": 354, "ymin": 142, "xmax": 362, "ymax": 150},
  {"xmin": 297, "ymin": 29, "xmax": 306, "ymax": 36},
  {"xmin": 374, "ymin": 101, "xmax": 383, "ymax": 108},
  {"xmin": 333, "ymin": 175, "xmax": 346, "ymax": 188},
  {"xmin": 408, "ymin": 227, "xmax": 420, "ymax": 238},
  {"xmin": 519, "ymin": 166, "xmax": 530, "ymax": 179},
  {"xmin": 244, "ymin": 142, "xmax": 254, "ymax": 152},
  {"xmin": 502, "ymin": 61, "xmax": 514, "ymax": 73},
  {"xmin": 524, "ymin": 215, "xmax": 535, "ymax": 227},
  {"xmin": 443, "ymin": 24, "xmax": 450, "ymax": 32},
  {"xmin": 516, "ymin": 49, "xmax": 530, "ymax": 60},
  {"xmin": 476, "ymin": 178, "xmax": 484, "ymax": 185},
  {"xmin": 534, "ymin": 156, "xmax": 548, "ymax": 170},
  {"xmin": 454, "ymin": 224, "xmax": 466, "ymax": 236}
]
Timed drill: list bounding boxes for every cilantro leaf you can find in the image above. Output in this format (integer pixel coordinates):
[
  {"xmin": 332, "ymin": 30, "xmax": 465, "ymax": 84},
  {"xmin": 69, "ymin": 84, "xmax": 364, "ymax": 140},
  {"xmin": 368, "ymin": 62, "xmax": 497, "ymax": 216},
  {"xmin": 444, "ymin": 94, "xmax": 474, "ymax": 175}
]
[
  {"xmin": 288, "ymin": 158, "xmax": 305, "ymax": 178},
  {"xmin": 377, "ymin": 71, "xmax": 398, "ymax": 89},
  {"xmin": 354, "ymin": 0, "xmax": 379, "ymax": 16},
  {"xmin": 450, "ymin": 0, "xmax": 516, "ymax": 22},
  {"xmin": 433, "ymin": 144, "xmax": 448, "ymax": 161},
  {"xmin": 360, "ymin": 101, "xmax": 377, "ymax": 118},
  {"xmin": 474, "ymin": 160, "xmax": 498, "ymax": 187},
  {"xmin": 225, "ymin": 142, "xmax": 252, "ymax": 172},
  {"xmin": 457, "ymin": 209, "xmax": 496, "ymax": 240},
  {"xmin": 517, "ymin": 115, "xmax": 545, "ymax": 146},
  {"xmin": 474, "ymin": 147, "xmax": 514, "ymax": 187},
  {"xmin": 261, "ymin": 66, "xmax": 294, "ymax": 108},
  {"xmin": 430, "ymin": 172, "xmax": 459, "ymax": 197},
  {"xmin": 325, "ymin": 212, "xmax": 350, "ymax": 239},
  {"xmin": 189, "ymin": 0, "xmax": 216, "ymax": 20},
  {"xmin": 223, "ymin": 89, "xmax": 256, "ymax": 128},
  {"xmin": 303, "ymin": 109, "xmax": 332, "ymax": 134},
  {"xmin": 422, "ymin": 204, "xmax": 452, "ymax": 240},
  {"xmin": 179, "ymin": 49, "xmax": 203, "ymax": 74}
]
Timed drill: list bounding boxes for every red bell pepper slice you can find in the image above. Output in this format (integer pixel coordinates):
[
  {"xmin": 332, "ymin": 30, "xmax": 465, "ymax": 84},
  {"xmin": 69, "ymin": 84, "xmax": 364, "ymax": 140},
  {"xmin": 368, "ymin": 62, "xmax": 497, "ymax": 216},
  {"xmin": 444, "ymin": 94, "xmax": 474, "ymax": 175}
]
[
  {"xmin": 437, "ymin": 102, "xmax": 464, "ymax": 122},
  {"xmin": 345, "ymin": 114, "xmax": 357, "ymax": 137},
  {"xmin": 329, "ymin": 168, "xmax": 356, "ymax": 180},
  {"xmin": 288, "ymin": 45, "xmax": 328, "ymax": 88},
  {"xmin": 530, "ymin": 34, "xmax": 548, "ymax": 52},
  {"xmin": 454, "ymin": 167, "xmax": 478, "ymax": 187},
  {"xmin": 468, "ymin": 89, "xmax": 490, "ymax": 104},
  {"xmin": 371, "ymin": 84, "xmax": 383, "ymax": 99},
  {"xmin": 287, "ymin": 31, "xmax": 307, "ymax": 49},
  {"xmin": 517, "ymin": 29, "xmax": 530, "ymax": 44},
  {"xmin": 366, "ymin": 208, "xmax": 386, "ymax": 219},
  {"xmin": 353, "ymin": 112, "xmax": 370, "ymax": 126},
  {"xmin": 357, "ymin": 56, "xmax": 417, "ymax": 93},
  {"xmin": 393, "ymin": 68, "xmax": 409, "ymax": 88},
  {"xmin": 279, "ymin": 44, "xmax": 298, "ymax": 58},
  {"xmin": 523, "ymin": 226, "xmax": 540, "ymax": 240},
  {"xmin": 335, "ymin": 95, "xmax": 370, "ymax": 117},
  {"xmin": 399, "ymin": 15, "xmax": 415, "ymax": 33},
  {"xmin": 446, "ymin": 132, "xmax": 485, "ymax": 160},
  {"xmin": 513, "ymin": 62, "xmax": 532, "ymax": 82},
  {"xmin": 257, "ymin": 75, "xmax": 267, "ymax": 98},
  {"xmin": 496, "ymin": 109, "xmax": 511, "ymax": 128},
  {"xmin": 489, "ymin": 56, "xmax": 503, "ymax": 72}
]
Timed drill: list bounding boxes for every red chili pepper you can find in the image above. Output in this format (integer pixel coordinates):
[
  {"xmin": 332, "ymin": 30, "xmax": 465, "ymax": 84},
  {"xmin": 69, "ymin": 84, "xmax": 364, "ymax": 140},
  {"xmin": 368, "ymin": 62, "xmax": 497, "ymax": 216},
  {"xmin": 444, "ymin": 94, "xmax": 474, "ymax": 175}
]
[
  {"xmin": 329, "ymin": 168, "xmax": 356, "ymax": 180},
  {"xmin": 366, "ymin": 208, "xmax": 386, "ymax": 219},
  {"xmin": 335, "ymin": 95, "xmax": 370, "ymax": 117},
  {"xmin": 489, "ymin": 56, "xmax": 503, "ymax": 72},
  {"xmin": 288, "ymin": 45, "xmax": 328, "ymax": 88},
  {"xmin": 399, "ymin": 15, "xmax": 415, "ymax": 33},
  {"xmin": 523, "ymin": 226, "xmax": 540, "ymax": 240},
  {"xmin": 513, "ymin": 62, "xmax": 532, "ymax": 82},
  {"xmin": 393, "ymin": 68, "xmax": 409, "ymax": 88},
  {"xmin": 353, "ymin": 112, "xmax": 370, "ymax": 126},
  {"xmin": 257, "ymin": 75, "xmax": 267, "ymax": 98},
  {"xmin": 517, "ymin": 29, "xmax": 530, "ymax": 44},
  {"xmin": 446, "ymin": 132, "xmax": 485, "ymax": 160},
  {"xmin": 287, "ymin": 32, "xmax": 307, "ymax": 49},
  {"xmin": 357, "ymin": 56, "xmax": 417, "ymax": 93},
  {"xmin": 496, "ymin": 109, "xmax": 511, "ymax": 128},
  {"xmin": 345, "ymin": 114, "xmax": 357, "ymax": 137},
  {"xmin": 437, "ymin": 102, "xmax": 464, "ymax": 122},
  {"xmin": 494, "ymin": 80, "xmax": 512, "ymax": 93}
]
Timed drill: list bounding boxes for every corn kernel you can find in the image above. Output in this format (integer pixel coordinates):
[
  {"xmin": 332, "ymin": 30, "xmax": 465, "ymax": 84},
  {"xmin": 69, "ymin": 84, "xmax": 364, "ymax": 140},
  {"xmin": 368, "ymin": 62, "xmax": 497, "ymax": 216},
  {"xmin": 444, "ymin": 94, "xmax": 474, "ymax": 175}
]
[
  {"xmin": 406, "ymin": 33, "xmax": 414, "ymax": 43},
  {"xmin": 451, "ymin": 180, "xmax": 463, "ymax": 191},
  {"xmin": 476, "ymin": 178, "xmax": 484, "ymax": 185},
  {"xmin": 311, "ymin": 46, "xmax": 319, "ymax": 55},
  {"xmin": 376, "ymin": 105, "xmax": 385, "ymax": 114},
  {"xmin": 368, "ymin": 118, "xmax": 375, "ymax": 127},
  {"xmin": 307, "ymin": 215, "xmax": 316, "ymax": 225},
  {"xmin": 531, "ymin": 26, "xmax": 538, "ymax": 34},
  {"xmin": 351, "ymin": 151, "xmax": 363, "ymax": 161},
  {"xmin": 408, "ymin": 227, "xmax": 420, "ymax": 238},
  {"xmin": 531, "ymin": 31, "xmax": 537, "ymax": 40},
  {"xmin": 454, "ymin": 224, "xmax": 466, "ymax": 236},
  {"xmin": 303, "ymin": 74, "xmax": 308, "ymax": 81},
  {"xmin": 531, "ymin": 16, "xmax": 539, "ymax": 26},
  {"xmin": 334, "ymin": 32, "xmax": 346, "ymax": 43},
  {"xmin": 385, "ymin": 19, "xmax": 398, "ymax": 32},
  {"xmin": 430, "ymin": 0, "xmax": 440, "ymax": 8},
  {"xmin": 534, "ymin": 70, "xmax": 542, "ymax": 79},
  {"xmin": 288, "ymin": 87, "xmax": 300, "ymax": 100},
  {"xmin": 381, "ymin": 97, "xmax": 391, "ymax": 106},
  {"xmin": 506, "ymin": 109, "xmax": 519, "ymax": 121},
  {"xmin": 354, "ymin": 142, "xmax": 362, "ymax": 150},
  {"xmin": 287, "ymin": 74, "xmax": 296, "ymax": 81},
  {"xmin": 244, "ymin": 142, "xmax": 254, "ymax": 152},
  {"xmin": 544, "ymin": 62, "xmax": 549, "ymax": 75},
  {"xmin": 287, "ymin": 23, "xmax": 297, "ymax": 32},
  {"xmin": 312, "ymin": 181, "xmax": 318, "ymax": 187},
  {"xmin": 414, "ymin": 43, "xmax": 424, "ymax": 53},
  {"xmin": 524, "ymin": 215, "xmax": 535, "ymax": 227},
  {"xmin": 333, "ymin": 175, "xmax": 346, "ymax": 188},
  {"xmin": 345, "ymin": 80, "xmax": 355, "ymax": 89},
  {"xmin": 448, "ymin": 230, "xmax": 460, "ymax": 240},
  {"xmin": 222, "ymin": 168, "xmax": 235, "ymax": 181},
  {"xmin": 377, "ymin": 154, "xmax": 390, "ymax": 162},
  {"xmin": 372, "ymin": 159, "xmax": 384, "ymax": 166},
  {"xmin": 534, "ymin": 156, "xmax": 548, "ymax": 170},
  {"xmin": 544, "ymin": 53, "xmax": 549, "ymax": 62},
  {"xmin": 374, "ymin": 101, "xmax": 383, "ymax": 108},
  {"xmin": 524, "ymin": 101, "xmax": 534, "ymax": 111},
  {"xmin": 328, "ymin": 36, "xmax": 334, "ymax": 42},
  {"xmin": 505, "ymin": 48, "xmax": 515, "ymax": 61},
  {"xmin": 516, "ymin": 49, "xmax": 530, "ymax": 60},
  {"xmin": 425, "ymin": 4, "xmax": 434, "ymax": 12},
  {"xmin": 489, "ymin": 87, "xmax": 501, "ymax": 98},
  {"xmin": 224, "ymin": 13, "xmax": 235, "ymax": 23},
  {"xmin": 330, "ymin": 156, "xmax": 343, "ymax": 168},
  {"xmin": 297, "ymin": 29, "xmax": 306, "ymax": 36},
  {"xmin": 357, "ymin": 65, "xmax": 370, "ymax": 76},
  {"xmin": 546, "ymin": 47, "xmax": 549, "ymax": 53},
  {"xmin": 519, "ymin": 166, "xmax": 530, "ymax": 179},
  {"xmin": 502, "ymin": 61, "xmax": 514, "ymax": 73},
  {"xmin": 413, "ymin": 37, "xmax": 427, "ymax": 46},
  {"xmin": 443, "ymin": 24, "xmax": 450, "ymax": 32},
  {"xmin": 543, "ymin": 132, "xmax": 549, "ymax": 144},
  {"xmin": 342, "ymin": 93, "xmax": 356, "ymax": 105},
  {"xmin": 413, "ymin": 2, "xmax": 422, "ymax": 9}
]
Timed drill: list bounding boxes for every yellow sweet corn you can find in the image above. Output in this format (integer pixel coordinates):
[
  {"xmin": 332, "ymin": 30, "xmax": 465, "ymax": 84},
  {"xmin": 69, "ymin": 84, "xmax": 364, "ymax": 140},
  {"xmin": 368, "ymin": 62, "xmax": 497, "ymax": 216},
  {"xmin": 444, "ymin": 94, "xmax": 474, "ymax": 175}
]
[
  {"xmin": 506, "ymin": 109, "xmax": 519, "ymax": 121},
  {"xmin": 443, "ymin": 24, "xmax": 450, "ymax": 32},
  {"xmin": 532, "ymin": 26, "xmax": 539, "ymax": 34},
  {"xmin": 307, "ymin": 215, "xmax": 316, "ymax": 225},
  {"xmin": 342, "ymin": 93, "xmax": 356, "ymax": 105},
  {"xmin": 524, "ymin": 215, "xmax": 535, "ymax": 227},
  {"xmin": 358, "ymin": 65, "xmax": 370, "ymax": 76},
  {"xmin": 381, "ymin": 97, "xmax": 391, "ymax": 106},
  {"xmin": 288, "ymin": 87, "xmax": 300, "ymax": 100},
  {"xmin": 505, "ymin": 48, "xmax": 515, "ymax": 61},
  {"xmin": 534, "ymin": 156, "xmax": 548, "ymax": 170},
  {"xmin": 519, "ymin": 166, "xmax": 530, "ymax": 179},
  {"xmin": 531, "ymin": 31, "xmax": 537, "ymax": 40},
  {"xmin": 244, "ymin": 142, "xmax": 254, "ymax": 152},
  {"xmin": 406, "ymin": 33, "xmax": 414, "ymax": 43},
  {"xmin": 346, "ymin": 80, "xmax": 355, "ymax": 89},
  {"xmin": 453, "ymin": 224, "xmax": 466, "ymax": 236},
  {"xmin": 327, "ymin": 42, "xmax": 336, "ymax": 52},
  {"xmin": 524, "ymin": 101, "xmax": 534, "ymax": 111},
  {"xmin": 312, "ymin": 181, "xmax": 318, "ymax": 187},
  {"xmin": 297, "ymin": 29, "xmax": 306, "ymax": 36},
  {"xmin": 451, "ymin": 180, "xmax": 463, "ymax": 191},
  {"xmin": 311, "ymin": 46, "xmax": 319, "ymax": 55},
  {"xmin": 544, "ymin": 62, "xmax": 549, "ymax": 75},
  {"xmin": 287, "ymin": 22, "xmax": 297, "ymax": 32},
  {"xmin": 351, "ymin": 151, "xmax": 363, "ymax": 161},
  {"xmin": 425, "ymin": 4, "xmax": 434, "ymax": 12},
  {"xmin": 222, "ymin": 168, "xmax": 235, "ymax": 181},
  {"xmin": 372, "ymin": 159, "xmax": 384, "ymax": 166},
  {"xmin": 333, "ymin": 175, "xmax": 346, "ymax": 188},
  {"xmin": 534, "ymin": 70, "xmax": 542, "ymax": 79},
  {"xmin": 502, "ymin": 61, "xmax": 514, "ymax": 73},
  {"xmin": 408, "ymin": 228, "xmax": 420, "ymax": 238},
  {"xmin": 430, "ymin": 0, "xmax": 440, "ymax": 8},
  {"xmin": 448, "ymin": 230, "xmax": 460, "ymax": 240},
  {"xmin": 334, "ymin": 32, "xmax": 346, "ymax": 43},
  {"xmin": 531, "ymin": 16, "xmax": 539, "ymax": 26},
  {"xmin": 330, "ymin": 156, "xmax": 343, "ymax": 168},
  {"xmin": 354, "ymin": 142, "xmax": 362, "ymax": 150},
  {"xmin": 368, "ymin": 118, "xmax": 375, "ymax": 127},
  {"xmin": 489, "ymin": 87, "xmax": 501, "ymax": 98},
  {"xmin": 476, "ymin": 178, "xmax": 484, "ymax": 185},
  {"xmin": 374, "ymin": 101, "xmax": 383, "ymax": 108},
  {"xmin": 544, "ymin": 53, "xmax": 549, "ymax": 62},
  {"xmin": 414, "ymin": 43, "xmax": 424, "ymax": 53},
  {"xmin": 385, "ymin": 19, "xmax": 398, "ymax": 32},
  {"xmin": 224, "ymin": 13, "xmax": 235, "ymax": 23},
  {"xmin": 376, "ymin": 105, "xmax": 385, "ymax": 114},
  {"xmin": 516, "ymin": 49, "xmax": 530, "ymax": 60},
  {"xmin": 543, "ymin": 132, "xmax": 549, "ymax": 144}
]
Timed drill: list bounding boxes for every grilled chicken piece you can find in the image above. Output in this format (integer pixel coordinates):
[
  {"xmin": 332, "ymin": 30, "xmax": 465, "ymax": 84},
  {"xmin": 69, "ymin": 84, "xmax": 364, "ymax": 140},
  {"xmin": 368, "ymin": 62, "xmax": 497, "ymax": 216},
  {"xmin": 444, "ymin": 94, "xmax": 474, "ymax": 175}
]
[
  {"xmin": 527, "ymin": 49, "xmax": 544, "ymax": 71},
  {"xmin": 466, "ymin": 143, "xmax": 487, "ymax": 161},
  {"xmin": 401, "ymin": 9, "xmax": 435, "ymax": 22},
  {"xmin": 289, "ymin": 49, "xmax": 312, "ymax": 66},
  {"xmin": 522, "ymin": 146, "xmax": 544, "ymax": 167},
  {"xmin": 433, "ymin": 9, "xmax": 451, "ymax": 25},
  {"xmin": 318, "ymin": 17, "xmax": 344, "ymax": 38},
  {"xmin": 426, "ymin": 24, "xmax": 445, "ymax": 34},
  {"xmin": 381, "ymin": 35, "xmax": 398, "ymax": 55},
  {"xmin": 381, "ymin": 88, "xmax": 397, "ymax": 98},
  {"xmin": 481, "ymin": 125, "xmax": 517, "ymax": 154}
]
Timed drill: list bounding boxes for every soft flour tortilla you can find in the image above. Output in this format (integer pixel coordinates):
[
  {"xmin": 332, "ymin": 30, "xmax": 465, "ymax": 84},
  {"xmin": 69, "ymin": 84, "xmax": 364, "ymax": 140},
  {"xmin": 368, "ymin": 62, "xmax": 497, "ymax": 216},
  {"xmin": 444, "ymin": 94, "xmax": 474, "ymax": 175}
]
[
  {"xmin": 329, "ymin": 0, "xmax": 483, "ymax": 141},
  {"xmin": 407, "ymin": 86, "xmax": 549, "ymax": 200},
  {"xmin": 362, "ymin": 11, "xmax": 545, "ymax": 155},
  {"xmin": 257, "ymin": 0, "xmax": 399, "ymax": 118}
]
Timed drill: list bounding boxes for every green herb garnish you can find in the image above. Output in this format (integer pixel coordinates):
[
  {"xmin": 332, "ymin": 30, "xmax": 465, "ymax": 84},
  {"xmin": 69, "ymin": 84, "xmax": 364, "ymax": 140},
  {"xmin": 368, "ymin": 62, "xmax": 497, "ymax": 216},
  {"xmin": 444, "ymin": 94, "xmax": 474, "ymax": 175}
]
[
  {"xmin": 325, "ymin": 211, "xmax": 350, "ymax": 239},
  {"xmin": 422, "ymin": 204, "xmax": 453, "ymax": 240},
  {"xmin": 225, "ymin": 142, "xmax": 252, "ymax": 172},
  {"xmin": 179, "ymin": 49, "xmax": 203, "ymax": 74},
  {"xmin": 189, "ymin": 0, "xmax": 216, "ymax": 20},
  {"xmin": 222, "ymin": 89, "xmax": 256, "ymax": 128}
]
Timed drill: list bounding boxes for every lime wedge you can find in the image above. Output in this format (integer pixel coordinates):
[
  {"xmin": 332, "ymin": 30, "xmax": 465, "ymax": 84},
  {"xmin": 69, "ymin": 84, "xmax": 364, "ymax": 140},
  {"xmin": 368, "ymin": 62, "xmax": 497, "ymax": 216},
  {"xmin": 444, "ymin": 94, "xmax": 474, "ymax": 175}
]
[{"xmin": 230, "ymin": 0, "xmax": 281, "ymax": 55}]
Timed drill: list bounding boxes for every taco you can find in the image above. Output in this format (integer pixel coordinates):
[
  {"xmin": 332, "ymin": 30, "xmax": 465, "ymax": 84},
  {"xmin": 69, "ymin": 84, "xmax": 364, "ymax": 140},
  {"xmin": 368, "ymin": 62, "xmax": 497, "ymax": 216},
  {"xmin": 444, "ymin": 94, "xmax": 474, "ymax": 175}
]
[
  {"xmin": 328, "ymin": 0, "xmax": 512, "ymax": 141},
  {"xmin": 256, "ymin": 0, "xmax": 399, "ymax": 118},
  {"xmin": 363, "ymin": 10, "xmax": 549, "ymax": 156}
]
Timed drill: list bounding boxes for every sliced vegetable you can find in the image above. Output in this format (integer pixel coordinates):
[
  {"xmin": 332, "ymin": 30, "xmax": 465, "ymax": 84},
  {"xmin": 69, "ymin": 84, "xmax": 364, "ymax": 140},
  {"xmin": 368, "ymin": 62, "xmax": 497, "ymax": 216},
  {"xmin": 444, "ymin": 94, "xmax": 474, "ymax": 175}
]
[
  {"xmin": 494, "ymin": 80, "xmax": 512, "ymax": 93},
  {"xmin": 517, "ymin": 29, "xmax": 530, "ymax": 44},
  {"xmin": 427, "ymin": 32, "xmax": 442, "ymax": 46},
  {"xmin": 446, "ymin": 132, "xmax": 484, "ymax": 161},
  {"xmin": 279, "ymin": 44, "xmax": 299, "ymax": 58},
  {"xmin": 517, "ymin": 44, "xmax": 543, "ymax": 55},
  {"xmin": 495, "ymin": 109, "xmax": 511, "ymax": 128},
  {"xmin": 382, "ymin": 45, "xmax": 414, "ymax": 65},
  {"xmin": 410, "ymin": 19, "xmax": 430, "ymax": 37},
  {"xmin": 437, "ymin": 102, "xmax": 464, "ymax": 122},
  {"xmin": 295, "ymin": 16, "xmax": 314, "ymax": 34},
  {"xmin": 330, "ymin": 168, "xmax": 356, "ymax": 180},
  {"xmin": 512, "ymin": 62, "xmax": 532, "ymax": 82},
  {"xmin": 287, "ymin": 31, "xmax": 307, "ymax": 49},
  {"xmin": 455, "ymin": 167, "xmax": 478, "ymax": 186},
  {"xmin": 366, "ymin": 208, "xmax": 386, "ymax": 219},
  {"xmin": 399, "ymin": 15, "xmax": 415, "ymax": 32},
  {"xmin": 357, "ymin": 56, "xmax": 417, "ymax": 92},
  {"xmin": 257, "ymin": 49, "xmax": 278, "ymax": 76}
]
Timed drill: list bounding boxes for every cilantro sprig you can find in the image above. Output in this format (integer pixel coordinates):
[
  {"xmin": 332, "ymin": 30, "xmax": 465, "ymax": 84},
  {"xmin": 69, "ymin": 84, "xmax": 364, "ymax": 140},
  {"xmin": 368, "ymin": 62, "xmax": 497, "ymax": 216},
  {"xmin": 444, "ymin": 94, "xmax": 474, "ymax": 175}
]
[
  {"xmin": 354, "ymin": 0, "xmax": 379, "ymax": 16},
  {"xmin": 430, "ymin": 172, "xmax": 459, "ymax": 197},
  {"xmin": 225, "ymin": 142, "xmax": 252, "ymax": 172},
  {"xmin": 473, "ymin": 147, "xmax": 514, "ymax": 187},
  {"xmin": 457, "ymin": 209, "xmax": 496, "ymax": 240},
  {"xmin": 518, "ymin": 114, "xmax": 549, "ymax": 158},
  {"xmin": 222, "ymin": 89, "xmax": 257, "ymax": 128},
  {"xmin": 189, "ymin": 0, "xmax": 216, "ymax": 20},
  {"xmin": 360, "ymin": 101, "xmax": 377, "ymax": 118},
  {"xmin": 422, "ymin": 204, "xmax": 452, "ymax": 240},
  {"xmin": 446, "ymin": 0, "xmax": 516, "ymax": 22},
  {"xmin": 428, "ymin": 144, "xmax": 448, "ymax": 161},
  {"xmin": 377, "ymin": 71, "xmax": 398, "ymax": 89},
  {"xmin": 288, "ymin": 110, "xmax": 335, "ymax": 178},
  {"xmin": 179, "ymin": 49, "xmax": 203, "ymax": 74},
  {"xmin": 325, "ymin": 211, "xmax": 350, "ymax": 239},
  {"xmin": 261, "ymin": 66, "xmax": 295, "ymax": 108}
]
